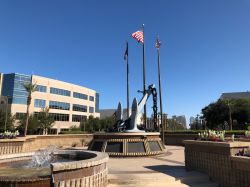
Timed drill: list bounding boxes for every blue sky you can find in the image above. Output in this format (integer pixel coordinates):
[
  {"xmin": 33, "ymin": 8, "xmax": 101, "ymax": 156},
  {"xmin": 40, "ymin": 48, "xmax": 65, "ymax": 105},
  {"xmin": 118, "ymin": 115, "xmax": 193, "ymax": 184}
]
[{"xmin": 0, "ymin": 0, "xmax": 250, "ymax": 124}]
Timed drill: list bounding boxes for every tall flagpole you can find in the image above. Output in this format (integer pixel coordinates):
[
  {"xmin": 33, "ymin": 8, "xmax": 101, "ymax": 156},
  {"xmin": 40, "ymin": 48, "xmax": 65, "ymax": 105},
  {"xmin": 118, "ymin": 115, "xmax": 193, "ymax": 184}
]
[
  {"xmin": 126, "ymin": 42, "xmax": 130, "ymax": 118},
  {"xmin": 156, "ymin": 37, "xmax": 164, "ymax": 145},
  {"xmin": 142, "ymin": 24, "xmax": 147, "ymax": 128}
]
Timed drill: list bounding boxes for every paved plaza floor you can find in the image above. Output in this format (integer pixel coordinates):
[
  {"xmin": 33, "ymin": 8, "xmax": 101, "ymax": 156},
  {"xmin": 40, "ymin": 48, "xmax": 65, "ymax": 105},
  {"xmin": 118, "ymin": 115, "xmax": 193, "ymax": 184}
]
[{"xmin": 108, "ymin": 146, "xmax": 218, "ymax": 187}]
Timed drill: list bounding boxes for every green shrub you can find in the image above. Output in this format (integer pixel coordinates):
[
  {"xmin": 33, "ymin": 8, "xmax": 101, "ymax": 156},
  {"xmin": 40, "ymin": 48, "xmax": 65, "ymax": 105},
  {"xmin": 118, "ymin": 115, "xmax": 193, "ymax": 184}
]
[{"xmin": 59, "ymin": 131, "xmax": 86, "ymax": 134}]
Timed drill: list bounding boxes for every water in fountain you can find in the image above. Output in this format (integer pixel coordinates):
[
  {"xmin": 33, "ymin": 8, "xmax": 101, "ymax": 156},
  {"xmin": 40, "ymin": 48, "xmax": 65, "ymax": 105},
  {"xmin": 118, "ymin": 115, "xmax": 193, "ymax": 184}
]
[{"xmin": 27, "ymin": 145, "xmax": 58, "ymax": 168}]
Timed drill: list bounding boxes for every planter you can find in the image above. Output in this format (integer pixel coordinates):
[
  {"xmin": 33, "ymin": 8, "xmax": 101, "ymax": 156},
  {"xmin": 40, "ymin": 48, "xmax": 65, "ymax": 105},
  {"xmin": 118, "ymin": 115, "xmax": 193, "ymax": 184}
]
[{"xmin": 184, "ymin": 140, "xmax": 250, "ymax": 187}]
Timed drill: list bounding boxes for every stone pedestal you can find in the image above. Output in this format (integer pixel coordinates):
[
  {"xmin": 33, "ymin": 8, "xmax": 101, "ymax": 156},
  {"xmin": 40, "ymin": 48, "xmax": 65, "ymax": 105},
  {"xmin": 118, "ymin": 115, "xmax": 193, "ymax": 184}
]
[{"xmin": 88, "ymin": 132, "xmax": 164, "ymax": 157}]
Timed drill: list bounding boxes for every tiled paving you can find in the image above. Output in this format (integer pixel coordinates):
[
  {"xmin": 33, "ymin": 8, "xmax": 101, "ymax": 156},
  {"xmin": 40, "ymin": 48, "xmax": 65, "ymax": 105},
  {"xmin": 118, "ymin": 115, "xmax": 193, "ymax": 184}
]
[{"xmin": 108, "ymin": 146, "xmax": 218, "ymax": 187}]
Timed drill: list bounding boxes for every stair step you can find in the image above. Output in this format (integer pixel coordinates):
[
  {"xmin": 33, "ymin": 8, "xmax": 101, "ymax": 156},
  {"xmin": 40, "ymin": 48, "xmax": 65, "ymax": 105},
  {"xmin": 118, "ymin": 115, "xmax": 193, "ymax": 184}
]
[
  {"xmin": 108, "ymin": 171, "xmax": 219, "ymax": 187},
  {"xmin": 108, "ymin": 182, "xmax": 218, "ymax": 187}
]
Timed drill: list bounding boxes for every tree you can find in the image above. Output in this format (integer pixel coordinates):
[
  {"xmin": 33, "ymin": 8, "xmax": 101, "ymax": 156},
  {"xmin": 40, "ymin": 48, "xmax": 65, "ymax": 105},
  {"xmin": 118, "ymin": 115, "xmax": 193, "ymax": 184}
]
[
  {"xmin": 37, "ymin": 107, "xmax": 55, "ymax": 135},
  {"xmin": 17, "ymin": 114, "xmax": 39, "ymax": 135},
  {"xmin": 0, "ymin": 110, "xmax": 15, "ymax": 132},
  {"xmin": 23, "ymin": 82, "xmax": 37, "ymax": 136},
  {"xmin": 80, "ymin": 116, "xmax": 115, "ymax": 132},
  {"xmin": 167, "ymin": 117, "xmax": 186, "ymax": 130},
  {"xmin": 202, "ymin": 100, "xmax": 230, "ymax": 129},
  {"xmin": 230, "ymin": 99, "xmax": 250, "ymax": 129},
  {"xmin": 100, "ymin": 116, "xmax": 116, "ymax": 130},
  {"xmin": 202, "ymin": 99, "xmax": 250, "ymax": 130}
]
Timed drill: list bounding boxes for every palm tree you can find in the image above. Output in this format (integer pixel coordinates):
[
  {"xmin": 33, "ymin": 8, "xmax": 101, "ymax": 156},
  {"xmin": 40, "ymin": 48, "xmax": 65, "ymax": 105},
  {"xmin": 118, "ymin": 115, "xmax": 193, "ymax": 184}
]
[
  {"xmin": 23, "ymin": 82, "xmax": 37, "ymax": 136},
  {"xmin": 37, "ymin": 107, "xmax": 55, "ymax": 135}
]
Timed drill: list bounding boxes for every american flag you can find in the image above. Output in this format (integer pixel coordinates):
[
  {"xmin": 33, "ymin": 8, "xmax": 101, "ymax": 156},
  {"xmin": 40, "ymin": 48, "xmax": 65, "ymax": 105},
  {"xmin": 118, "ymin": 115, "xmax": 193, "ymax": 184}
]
[
  {"xmin": 155, "ymin": 38, "xmax": 161, "ymax": 49},
  {"xmin": 132, "ymin": 30, "xmax": 144, "ymax": 43}
]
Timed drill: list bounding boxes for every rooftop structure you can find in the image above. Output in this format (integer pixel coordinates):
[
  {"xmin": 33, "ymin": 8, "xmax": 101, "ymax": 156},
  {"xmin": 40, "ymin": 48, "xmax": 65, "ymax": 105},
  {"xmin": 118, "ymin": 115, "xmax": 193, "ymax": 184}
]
[{"xmin": 220, "ymin": 92, "xmax": 250, "ymax": 100}]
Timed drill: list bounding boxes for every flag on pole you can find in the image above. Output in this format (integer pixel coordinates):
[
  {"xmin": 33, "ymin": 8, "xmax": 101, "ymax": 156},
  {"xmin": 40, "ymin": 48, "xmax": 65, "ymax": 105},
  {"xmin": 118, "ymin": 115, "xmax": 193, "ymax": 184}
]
[
  {"xmin": 155, "ymin": 38, "xmax": 161, "ymax": 49},
  {"xmin": 132, "ymin": 30, "xmax": 144, "ymax": 43},
  {"xmin": 124, "ymin": 42, "xmax": 128, "ymax": 60}
]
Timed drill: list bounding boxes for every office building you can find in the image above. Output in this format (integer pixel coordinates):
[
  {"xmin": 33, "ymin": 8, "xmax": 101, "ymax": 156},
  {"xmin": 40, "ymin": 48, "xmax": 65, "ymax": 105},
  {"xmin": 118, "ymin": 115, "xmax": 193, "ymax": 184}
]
[{"xmin": 0, "ymin": 73, "xmax": 100, "ymax": 132}]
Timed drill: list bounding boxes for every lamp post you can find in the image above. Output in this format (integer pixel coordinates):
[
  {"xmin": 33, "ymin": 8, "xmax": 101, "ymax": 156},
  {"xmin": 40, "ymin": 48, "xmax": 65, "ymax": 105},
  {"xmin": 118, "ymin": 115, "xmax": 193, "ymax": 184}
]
[
  {"xmin": 196, "ymin": 114, "xmax": 200, "ymax": 130},
  {"xmin": 227, "ymin": 100, "xmax": 233, "ymax": 130},
  {"xmin": 173, "ymin": 118, "xmax": 176, "ymax": 131}
]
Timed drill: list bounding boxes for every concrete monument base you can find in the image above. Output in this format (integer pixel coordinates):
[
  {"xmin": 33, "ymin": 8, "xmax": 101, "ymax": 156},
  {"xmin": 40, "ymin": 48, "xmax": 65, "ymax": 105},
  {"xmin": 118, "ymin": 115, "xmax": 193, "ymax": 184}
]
[{"xmin": 88, "ymin": 132, "xmax": 164, "ymax": 157}]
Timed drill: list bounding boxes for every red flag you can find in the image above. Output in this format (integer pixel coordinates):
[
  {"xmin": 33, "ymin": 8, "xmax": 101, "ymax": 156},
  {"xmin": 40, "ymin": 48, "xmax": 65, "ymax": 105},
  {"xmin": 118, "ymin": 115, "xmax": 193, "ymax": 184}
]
[{"xmin": 132, "ymin": 30, "xmax": 144, "ymax": 43}]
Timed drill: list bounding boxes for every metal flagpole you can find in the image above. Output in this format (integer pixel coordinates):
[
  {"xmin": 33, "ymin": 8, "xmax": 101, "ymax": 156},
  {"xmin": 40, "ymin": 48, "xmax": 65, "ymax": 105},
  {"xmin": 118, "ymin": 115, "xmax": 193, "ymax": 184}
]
[
  {"xmin": 156, "ymin": 37, "xmax": 164, "ymax": 145},
  {"xmin": 126, "ymin": 42, "xmax": 130, "ymax": 118},
  {"xmin": 142, "ymin": 24, "xmax": 147, "ymax": 128}
]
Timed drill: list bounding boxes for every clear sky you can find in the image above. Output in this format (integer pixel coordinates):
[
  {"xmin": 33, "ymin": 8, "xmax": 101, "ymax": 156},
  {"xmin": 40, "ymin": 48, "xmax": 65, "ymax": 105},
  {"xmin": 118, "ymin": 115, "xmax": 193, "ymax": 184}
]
[{"xmin": 0, "ymin": 0, "xmax": 250, "ymax": 124}]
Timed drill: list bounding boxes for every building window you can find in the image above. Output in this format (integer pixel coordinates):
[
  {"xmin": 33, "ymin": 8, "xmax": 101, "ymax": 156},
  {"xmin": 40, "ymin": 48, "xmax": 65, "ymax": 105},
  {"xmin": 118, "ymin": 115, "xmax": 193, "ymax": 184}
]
[
  {"xmin": 89, "ymin": 106, "xmax": 94, "ymax": 113},
  {"xmin": 34, "ymin": 99, "xmax": 46, "ymax": 108},
  {"xmin": 50, "ymin": 87, "xmax": 71, "ymax": 97},
  {"xmin": 89, "ymin": 96, "xmax": 94, "ymax": 101},
  {"xmin": 73, "ymin": 104, "xmax": 87, "ymax": 112},
  {"xmin": 95, "ymin": 93, "xmax": 99, "ymax": 113},
  {"xmin": 14, "ymin": 74, "xmax": 31, "ymax": 82},
  {"xmin": 49, "ymin": 101, "xmax": 70, "ymax": 110},
  {"xmin": 73, "ymin": 92, "xmax": 88, "ymax": 100},
  {"xmin": 16, "ymin": 112, "xmax": 26, "ymax": 119},
  {"xmin": 12, "ymin": 97, "xmax": 27, "ymax": 104},
  {"xmin": 36, "ymin": 85, "xmax": 47, "ymax": 93},
  {"xmin": 49, "ymin": 113, "xmax": 69, "ymax": 121},
  {"xmin": 72, "ymin": 115, "xmax": 87, "ymax": 122}
]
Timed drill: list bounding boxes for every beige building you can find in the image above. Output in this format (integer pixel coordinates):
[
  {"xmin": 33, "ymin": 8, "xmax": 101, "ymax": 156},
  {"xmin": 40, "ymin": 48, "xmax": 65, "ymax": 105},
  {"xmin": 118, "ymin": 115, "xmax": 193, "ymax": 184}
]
[{"xmin": 0, "ymin": 73, "xmax": 100, "ymax": 132}]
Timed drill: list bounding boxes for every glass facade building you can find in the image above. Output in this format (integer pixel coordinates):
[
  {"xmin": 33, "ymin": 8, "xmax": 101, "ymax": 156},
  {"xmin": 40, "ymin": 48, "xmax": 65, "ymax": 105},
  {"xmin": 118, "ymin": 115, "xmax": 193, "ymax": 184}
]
[
  {"xmin": 2, "ymin": 73, "xmax": 31, "ymax": 104},
  {"xmin": 0, "ymin": 73, "xmax": 100, "ymax": 131}
]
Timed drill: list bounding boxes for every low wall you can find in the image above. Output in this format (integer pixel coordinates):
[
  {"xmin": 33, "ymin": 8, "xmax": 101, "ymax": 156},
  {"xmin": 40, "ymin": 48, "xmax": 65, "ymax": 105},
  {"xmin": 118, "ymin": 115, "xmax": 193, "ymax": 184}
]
[
  {"xmin": 184, "ymin": 140, "xmax": 250, "ymax": 187},
  {"xmin": 164, "ymin": 133, "xmax": 197, "ymax": 146},
  {"xmin": 0, "ymin": 134, "xmax": 93, "ymax": 155},
  {"xmin": 52, "ymin": 150, "xmax": 109, "ymax": 187},
  {"xmin": 0, "ymin": 150, "xmax": 109, "ymax": 187}
]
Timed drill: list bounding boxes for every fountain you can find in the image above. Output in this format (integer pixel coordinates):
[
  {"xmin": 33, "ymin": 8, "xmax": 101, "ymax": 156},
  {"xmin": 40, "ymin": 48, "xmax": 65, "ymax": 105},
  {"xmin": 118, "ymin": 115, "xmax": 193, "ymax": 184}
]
[
  {"xmin": 89, "ymin": 84, "xmax": 164, "ymax": 157},
  {"xmin": 27, "ymin": 145, "xmax": 58, "ymax": 168},
  {"xmin": 0, "ymin": 146, "xmax": 109, "ymax": 187}
]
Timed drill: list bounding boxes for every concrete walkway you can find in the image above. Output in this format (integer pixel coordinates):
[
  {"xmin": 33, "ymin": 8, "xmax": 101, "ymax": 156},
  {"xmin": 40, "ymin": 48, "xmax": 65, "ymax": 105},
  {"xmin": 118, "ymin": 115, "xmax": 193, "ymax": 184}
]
[{"xmin": 108, "ymin": 146, "xmax": 218, "ymax": 187}]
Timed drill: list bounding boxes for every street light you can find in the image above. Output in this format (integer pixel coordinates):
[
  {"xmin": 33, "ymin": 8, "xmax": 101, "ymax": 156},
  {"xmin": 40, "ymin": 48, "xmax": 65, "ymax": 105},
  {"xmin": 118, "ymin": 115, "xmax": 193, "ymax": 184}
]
[
  {"xmin": 227, "ymin": 100, "xmax": 233, "ymax": 130},
  {"xmin": 173, "ymin": 118, "xmax": 176, "ymax": 131},
  {"xmin": 196, "ymin": 114, "xmax": 200, "ymax": 130}
]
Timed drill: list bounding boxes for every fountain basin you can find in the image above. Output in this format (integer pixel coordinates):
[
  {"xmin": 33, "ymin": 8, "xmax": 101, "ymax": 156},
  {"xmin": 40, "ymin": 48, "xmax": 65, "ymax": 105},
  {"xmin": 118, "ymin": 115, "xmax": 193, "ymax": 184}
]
[{"xmin": 0, "ymin": 150, "xmax": 109, "ymax": 187}]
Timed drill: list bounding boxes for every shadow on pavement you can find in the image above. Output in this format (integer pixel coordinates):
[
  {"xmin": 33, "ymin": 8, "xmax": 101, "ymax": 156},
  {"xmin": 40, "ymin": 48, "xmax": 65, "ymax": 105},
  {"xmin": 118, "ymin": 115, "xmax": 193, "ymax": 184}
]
[{"xmin": 145, "ymin": 165, "xmax": 215, "ymax": 187}]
